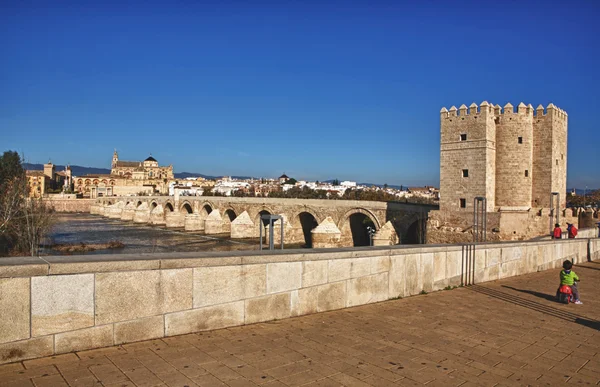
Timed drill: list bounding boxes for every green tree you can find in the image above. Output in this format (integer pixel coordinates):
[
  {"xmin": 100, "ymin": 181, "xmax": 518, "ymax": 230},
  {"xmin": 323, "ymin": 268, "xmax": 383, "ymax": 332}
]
[{"xmin": 283, "ymin": 178, "xmax": 297, "ymax": 185}]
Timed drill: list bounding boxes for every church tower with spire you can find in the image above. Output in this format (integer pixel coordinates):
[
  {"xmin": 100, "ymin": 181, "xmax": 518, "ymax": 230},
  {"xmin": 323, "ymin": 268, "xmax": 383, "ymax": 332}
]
[{"xmin": 112, "ymin": 149, "xmax": 119, "ymax": 169}]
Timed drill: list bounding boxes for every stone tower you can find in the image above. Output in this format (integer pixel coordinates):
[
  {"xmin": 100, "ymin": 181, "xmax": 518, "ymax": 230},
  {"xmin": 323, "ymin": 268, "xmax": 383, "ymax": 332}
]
[
  {"xmin": 112, "ymin": 149, "xmax": 119, "ymax": 169},
  {"xmin": 43, "ymin": 161, "xmax": 55, "ymax": 180},
  {"xmin": 439, "ymin": 102, "xmax": 567, "ymax": 213}
]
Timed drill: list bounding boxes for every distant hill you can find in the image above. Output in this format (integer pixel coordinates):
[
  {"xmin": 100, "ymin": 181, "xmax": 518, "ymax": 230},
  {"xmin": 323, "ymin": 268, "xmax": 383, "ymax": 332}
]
[{"xmin": 23, "ymin": 163, "xmax": 111, "ymax": 176}]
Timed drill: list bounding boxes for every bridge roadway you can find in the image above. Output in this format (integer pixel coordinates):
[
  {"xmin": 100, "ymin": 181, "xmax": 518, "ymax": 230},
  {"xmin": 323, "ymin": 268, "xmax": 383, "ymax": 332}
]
[
  {"xmin": 2, "ymin": 260, "xmax": 598, "ymax": 386},
  {"xmin": 92, "ymin": 196, "xmax": 436, "ymax": 247}
]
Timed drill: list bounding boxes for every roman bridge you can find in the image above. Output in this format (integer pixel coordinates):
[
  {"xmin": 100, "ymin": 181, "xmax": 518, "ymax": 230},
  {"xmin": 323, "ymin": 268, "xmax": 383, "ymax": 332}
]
[{"xmin": 91, "ymin": 196, "xmax": 437, "ymax": 248}]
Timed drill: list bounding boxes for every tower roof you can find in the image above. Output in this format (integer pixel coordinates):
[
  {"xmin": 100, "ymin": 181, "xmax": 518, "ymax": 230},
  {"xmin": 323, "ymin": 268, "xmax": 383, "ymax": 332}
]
[{"xmin": 145, "ymin": 156, "xmax": 157, "ymax": 162}]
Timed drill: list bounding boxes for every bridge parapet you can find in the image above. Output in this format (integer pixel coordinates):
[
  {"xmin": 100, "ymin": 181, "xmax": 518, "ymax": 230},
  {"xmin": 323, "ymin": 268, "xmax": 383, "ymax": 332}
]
[{"xmin": 0, "ymin": 237, "xmax": 597, "ymax": 364}]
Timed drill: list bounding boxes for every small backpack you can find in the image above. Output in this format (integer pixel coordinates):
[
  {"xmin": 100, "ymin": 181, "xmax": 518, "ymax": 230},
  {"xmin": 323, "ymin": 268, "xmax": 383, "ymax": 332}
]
[
  {"xmin": 570, "ymin": 226, "xmax": 578, "ymax": 238},
  {"xmin": 553, "ymin": 227, "xmax": 562, "ymax": 239}
]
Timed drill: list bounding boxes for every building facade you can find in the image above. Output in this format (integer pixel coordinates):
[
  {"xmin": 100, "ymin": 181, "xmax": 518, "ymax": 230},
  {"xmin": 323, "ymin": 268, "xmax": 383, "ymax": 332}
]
[
  {"xmin": 74, "ymin": 151, "xmax": 174, "ymax": 197},
  {"xmin": 26, "ymin": 162, "xmax": 72, "ymax": 198}
]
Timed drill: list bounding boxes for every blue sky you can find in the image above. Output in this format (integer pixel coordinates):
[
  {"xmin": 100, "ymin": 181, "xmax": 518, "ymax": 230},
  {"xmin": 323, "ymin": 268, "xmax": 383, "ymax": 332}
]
[{"xmin": 1, "ymin": 1, "xmax": 599, "ymax": 187}]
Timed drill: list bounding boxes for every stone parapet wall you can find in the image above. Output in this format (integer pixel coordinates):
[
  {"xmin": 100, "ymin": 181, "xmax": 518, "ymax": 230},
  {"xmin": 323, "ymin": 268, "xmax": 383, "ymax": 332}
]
[
  {"xmin": 1, "ymin": 237, "xmax": 598, "ymax": 365},
  {"xmin": 45, "ymin": 199, "xmax": 94, "ymax": 213}
]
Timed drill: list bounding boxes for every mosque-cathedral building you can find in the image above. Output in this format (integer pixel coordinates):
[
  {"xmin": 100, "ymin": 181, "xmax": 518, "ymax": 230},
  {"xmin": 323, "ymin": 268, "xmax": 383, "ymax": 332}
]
[{"xmin": 74, "ymin": 150, "xmax": 174, "ymax": 197}]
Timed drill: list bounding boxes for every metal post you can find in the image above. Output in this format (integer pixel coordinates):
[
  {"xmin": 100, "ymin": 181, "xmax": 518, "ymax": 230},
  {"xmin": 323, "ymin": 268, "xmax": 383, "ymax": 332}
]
[
  {"xmin": 550, "ymin": 192, "xmax": 560, "ymax": 234},
  {"xmin": 473, "ymin": 197, "xmax": 487, "ymax": 243},
  {"xmin": 280, "ymin": 220, "xmax": 284, "ymax": 250},
  {"xmin": 269, "ymin": 219, "xmax": 274, "ymax": 250},
  {"xmin": 259, "ymin": 220, "xmax": 263, "ymax": 251}
]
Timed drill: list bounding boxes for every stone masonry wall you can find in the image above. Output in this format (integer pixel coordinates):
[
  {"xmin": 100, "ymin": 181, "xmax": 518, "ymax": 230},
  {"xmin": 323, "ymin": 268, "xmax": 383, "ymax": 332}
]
[
  {"xmin": 495, "ymin": 103, "xmax": 533, "ymax": 208},
  {"xmin": 1, "ymin": 236, "xmax": 598, "ymax": 365},
  {"xmin": 46, "ymin": 199, "xmax": 94, "ymax": 213},
  {"xmin": 440, "ymin": 103, "xmax": 496, "ymax": 212}
]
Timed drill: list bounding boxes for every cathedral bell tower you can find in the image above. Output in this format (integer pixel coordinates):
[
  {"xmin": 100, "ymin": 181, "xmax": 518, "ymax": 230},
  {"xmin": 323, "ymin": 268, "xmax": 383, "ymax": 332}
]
[{"xmin": 112, "ymin": 149, "xmax": 118, "ymax": 169}]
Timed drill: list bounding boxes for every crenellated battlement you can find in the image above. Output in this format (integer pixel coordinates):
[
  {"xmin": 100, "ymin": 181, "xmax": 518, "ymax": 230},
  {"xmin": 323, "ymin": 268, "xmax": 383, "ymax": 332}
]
[{"xmin": 441, "ymin": 102, "xmax": 567, "ymax": 121}]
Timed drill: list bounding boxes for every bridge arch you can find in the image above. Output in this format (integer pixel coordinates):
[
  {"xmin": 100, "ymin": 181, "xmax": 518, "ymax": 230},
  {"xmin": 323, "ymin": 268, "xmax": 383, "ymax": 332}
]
[
  {"xmin": 164, "ymin": 202, "xmax": 174, "ymax": 212},
  {"xmin": 136, "ymin": 201, "xmax": 143, "ymax": 208},
  {"xmin": 180, "ymin": 202, "xmax": 193, "ymax": 214},
  {"xmin": 224, "ymin": 208, "xmax": 237, "ymax": 222},
  {"xmin": 150, "ymin": 201, "xmax": 158, "ymax": 210},
  {"xmin": 297, "ymin": 211, "xmax": 319, "ymax": 248},
  {"xmin": 199, "ymin": 203, "xmax": 213, "ymax": 218},
  {"xmin": 340, "ymin": 208, "xmax": 381, "ymax": 247}
]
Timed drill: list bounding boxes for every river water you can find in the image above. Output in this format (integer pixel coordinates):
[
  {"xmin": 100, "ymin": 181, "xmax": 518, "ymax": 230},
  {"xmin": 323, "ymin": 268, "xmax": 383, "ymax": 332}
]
[{"xmin": 44, "ymin": 214, "xmax": 265, "ymax": 255}]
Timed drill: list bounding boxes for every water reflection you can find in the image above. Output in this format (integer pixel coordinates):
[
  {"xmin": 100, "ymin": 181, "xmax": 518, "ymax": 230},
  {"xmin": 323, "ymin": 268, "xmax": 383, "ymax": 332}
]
[{"xmin": 45, "ymin": 214, "xmax": 261, "ymax": 255}]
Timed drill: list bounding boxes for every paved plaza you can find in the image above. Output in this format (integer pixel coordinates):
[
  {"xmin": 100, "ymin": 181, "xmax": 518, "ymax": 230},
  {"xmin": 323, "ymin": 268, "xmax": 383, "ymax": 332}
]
[{"xmin": 1, "ymin": 260, "xmax": 599, "ymax": 387}]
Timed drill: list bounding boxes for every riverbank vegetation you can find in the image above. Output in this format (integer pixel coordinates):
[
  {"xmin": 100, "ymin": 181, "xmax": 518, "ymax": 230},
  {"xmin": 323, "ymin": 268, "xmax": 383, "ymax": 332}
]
[{"xmin": 0, "ymin": 151, "xmax": 55, "ymax": 256}]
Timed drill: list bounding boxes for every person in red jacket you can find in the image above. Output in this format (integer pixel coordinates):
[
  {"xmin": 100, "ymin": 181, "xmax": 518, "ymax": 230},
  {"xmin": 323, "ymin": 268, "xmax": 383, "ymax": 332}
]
[
  {"xmin": 553, "ymin": 223, "xmax": 562, "ymax": 239},
  {"xmin": 567, "ymin": 223, "xmax": 578, "ymax": 238}
]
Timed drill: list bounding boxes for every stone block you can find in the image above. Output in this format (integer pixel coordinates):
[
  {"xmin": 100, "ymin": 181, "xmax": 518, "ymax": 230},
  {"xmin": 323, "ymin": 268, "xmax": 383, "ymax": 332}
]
[
  {"xmin": 317, "ymin": 282, "xmax": 346, "ymax": 312},
  {"xmin": 328, "ymin": 259, "xmax": 351, "ymax": 282},
  {"xmin": 388, "ymin": 255, "xmax": 406, "ymax": 298},
  {"xmin": 193, "ymin": 266, "xmax": 243, "ymax": 308},
  {"xmin": 433, "ymin": 252, "xmax": 446, "ymax": 282},
  {"xmin": 0, "ymin": 278, "xmax": 30, "ymax": 344},
  {"xmin": 302, "ymin": 261, "xmax": 328, "ymax": 288},
  {"xmin": 31, "ymin": 274, "xmax": 94, "ymax": 336},
  {"xmin": 502, "ymin": 246, "xmax": 523, "ymax": 262},
  {"xmin": 0, "ymin": 336, "xmax": 53, "ymax": 365},
  {"xmin": 193, "ymin": 265, "xmax": 266, "ymax": 308},
  {"xmin": 242, "ymin": 264, "xmax": 267, "ymax": 298},
  {"xmin": 404, "ymin": 253, "xmax": 421, "ymax": 296},
  {"xmin": 166, "ymin": 301, "xmax": 244, "ymax": 336},
  {"xmin": 347, "ymin": 273, "xmax": 388, "ymax": 307},
  {"xmin": 55, "ymin": 325, "xmax": 113, "ymax": 354},
  {"xmin": 245, "ymin": 293, "xmax": 291, "ymax": 324},
  {"xmin": 291, "ymin": 287, "xmax": 319, "ymax": 317},
  {"xmin": 421, "ymin": 253, "xmax": 434, "ymax": 292},
  {"xmin": 114, "ymin": 316, "xmax": 165, "ymax": 345},
  {"xmin": 446, "ymin": 250, "xmax": 462, "ymax": 278},
  {"xmin": 486, "ymin": 248, "xmax": 501, "ymax": 267},
  {"xmin": 370, "ymin": 255, "xmax": 390, "ymax": 274},
  {"xmin": 267, "ymin": 262, "xmax": 302, "ymax": 294},
  {"xmin": 350, "ymin": 258, "xmax": 371, "ymax": 278},
  {"xmin": 95, "ymin": 269, "xmax": 192, "ymax": 324}
]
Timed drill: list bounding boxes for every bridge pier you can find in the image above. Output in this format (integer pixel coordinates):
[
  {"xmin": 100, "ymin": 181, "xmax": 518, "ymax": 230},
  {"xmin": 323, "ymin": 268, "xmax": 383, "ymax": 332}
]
[
  {"xmin": 133, "ymin": 203, "xmax": 150, "ymax": 224},
  {"xmin": 184, "ymin": 213, "xmax": 204, "ymax": 231},
  {"xmin": 165, "ymin": 212, "xmax": 185, "ymax": 228},
  {"xmin": 121, "ymin": 202, "xmax": 136, "ymax": 221},
  {"xmin": 230, "ymin": 211, "xmax": 254, "ymax": 238},
  {"xmin": 106, "ymin": 202, "xmax": 125, "ymax": 219},
  {"xmin": 311, "ymin": 217, "xmax": 342, "ymax": 248},
  {"xmin": 372, "ymin": 221, "xmax": 399, "ymax": 246},
  {"xmin": 204, "ymin": 210, "xmax": 224, "ymax": 234},
  {"xmin": 149, "ymin": 205, "xmax": 166, "ymax": 225}
]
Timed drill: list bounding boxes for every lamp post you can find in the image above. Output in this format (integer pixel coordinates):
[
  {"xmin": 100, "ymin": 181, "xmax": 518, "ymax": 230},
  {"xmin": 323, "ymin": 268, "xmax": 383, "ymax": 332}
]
[{"xmin": 366, "ymin": 226, "xmax": 376, "ymax": 246}]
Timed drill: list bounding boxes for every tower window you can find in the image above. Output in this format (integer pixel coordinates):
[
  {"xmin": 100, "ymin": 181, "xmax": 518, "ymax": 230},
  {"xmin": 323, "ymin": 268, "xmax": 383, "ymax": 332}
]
[
  {"xmin": 460, "ymin": 199, "xmax": 466, "ymax": 208},
  {"xmin": 462, "ymin": 169, "xmax": 469, "ymax": 178},
  {"xmin": 525, "ymin": 170, "xmax": 529, "ymax": 177},
  {"xmin": 460, "ymin": 134, "xmax": 467, "ymax": 141},
  {"xmin": 556, "ymin": 159, "xmax": 558, "ymax": 166},
  {"xmin": 518, "ymin": 137, "xmax": 523, "ymax": 144}
]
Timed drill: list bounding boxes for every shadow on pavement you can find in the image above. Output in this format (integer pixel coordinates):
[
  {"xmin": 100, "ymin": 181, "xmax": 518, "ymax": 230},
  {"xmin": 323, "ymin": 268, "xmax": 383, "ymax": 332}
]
[
  {"xmin": 576, "ymin": 264, "xmax": 600, "ymax": 272},
  {"xmin": 501, "ymin": 285, "xmax": 557, "ymax": 302},
  {"xmin": 469, "ymin": 285, "xmax": 600, "ymax": 331}
]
